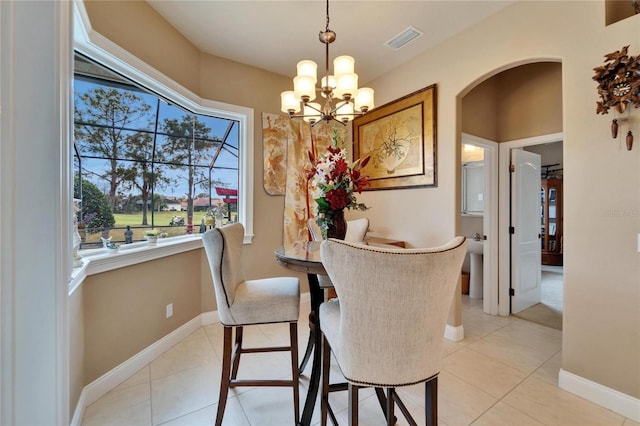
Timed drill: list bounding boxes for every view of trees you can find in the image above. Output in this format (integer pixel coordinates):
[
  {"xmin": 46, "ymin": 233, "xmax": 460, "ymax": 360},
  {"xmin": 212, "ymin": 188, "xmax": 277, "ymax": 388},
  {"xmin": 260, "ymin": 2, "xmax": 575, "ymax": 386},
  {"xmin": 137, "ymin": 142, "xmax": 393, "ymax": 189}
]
[
  {"xmin": 162, "ymin": 115, "xmax": 224, "ymax": 227},
  {"xmin": 73, "ymin": 176, "xmax": 115, "ymax": 233},
  {"xmin": 73, "ymin": 59, "xmax": 239, "ymax": 244}
]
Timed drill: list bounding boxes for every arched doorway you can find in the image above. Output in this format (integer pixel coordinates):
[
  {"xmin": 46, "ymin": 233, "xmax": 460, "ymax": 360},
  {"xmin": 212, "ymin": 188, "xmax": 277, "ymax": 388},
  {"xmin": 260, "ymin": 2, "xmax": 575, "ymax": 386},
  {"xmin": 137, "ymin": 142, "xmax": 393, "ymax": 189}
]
[{"xmin": 458, "ymin": 61, "xmax": 563, "ymax": 323}]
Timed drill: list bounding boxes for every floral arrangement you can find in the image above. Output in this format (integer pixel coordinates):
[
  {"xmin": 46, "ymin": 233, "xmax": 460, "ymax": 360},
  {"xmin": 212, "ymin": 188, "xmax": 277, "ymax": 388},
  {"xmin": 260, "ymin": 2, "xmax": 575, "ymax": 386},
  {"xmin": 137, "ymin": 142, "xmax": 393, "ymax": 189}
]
[{"xmin": 307, "ymin": 127, "xmax": 370, "ymax": 235}]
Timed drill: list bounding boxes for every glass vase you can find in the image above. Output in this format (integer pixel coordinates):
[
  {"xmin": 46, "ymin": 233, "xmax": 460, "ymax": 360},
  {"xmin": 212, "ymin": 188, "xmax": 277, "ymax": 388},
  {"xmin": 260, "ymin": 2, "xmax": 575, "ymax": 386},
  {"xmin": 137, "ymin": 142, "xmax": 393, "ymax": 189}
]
[{"xmin": 326, "ymin": 209, "xmax": 347, "ymax": 240}]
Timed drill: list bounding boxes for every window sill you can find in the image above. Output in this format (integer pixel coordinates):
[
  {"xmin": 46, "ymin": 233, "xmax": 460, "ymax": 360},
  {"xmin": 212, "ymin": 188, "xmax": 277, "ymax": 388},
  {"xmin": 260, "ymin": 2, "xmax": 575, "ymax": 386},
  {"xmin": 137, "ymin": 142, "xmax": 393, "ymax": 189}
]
[{"xmin": 69, "ymin": 235, "xmax": 203, "ymax": 294}]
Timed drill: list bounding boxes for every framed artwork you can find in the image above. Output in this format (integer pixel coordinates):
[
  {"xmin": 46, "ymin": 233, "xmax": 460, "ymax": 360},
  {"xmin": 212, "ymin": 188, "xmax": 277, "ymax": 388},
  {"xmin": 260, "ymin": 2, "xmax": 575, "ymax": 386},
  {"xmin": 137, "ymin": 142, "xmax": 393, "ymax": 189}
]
[{"xmin": 353, "ymin": 84, "xmax": 437, "ymax": 190}]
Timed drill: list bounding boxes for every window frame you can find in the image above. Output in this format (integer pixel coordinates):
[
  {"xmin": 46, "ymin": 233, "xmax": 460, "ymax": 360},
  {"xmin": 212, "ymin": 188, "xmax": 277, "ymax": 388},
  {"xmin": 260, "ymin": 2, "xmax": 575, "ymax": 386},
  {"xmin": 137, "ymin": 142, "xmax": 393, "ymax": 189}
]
[{"xmin": 73, "ymin": 2, "xmax": 255, "ymax": 256}]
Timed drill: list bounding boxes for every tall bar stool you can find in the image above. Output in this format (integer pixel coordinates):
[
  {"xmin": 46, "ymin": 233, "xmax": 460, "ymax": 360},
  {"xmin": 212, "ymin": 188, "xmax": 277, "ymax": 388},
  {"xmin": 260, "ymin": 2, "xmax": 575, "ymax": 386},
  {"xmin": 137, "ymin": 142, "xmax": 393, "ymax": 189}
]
[
  {"xmin": 319, "ymin": 237, "xmax": 467, "ymax": 426},
  {"xmin": 202, "ymin": 223, "xmax": 301, "ymax": 425}
]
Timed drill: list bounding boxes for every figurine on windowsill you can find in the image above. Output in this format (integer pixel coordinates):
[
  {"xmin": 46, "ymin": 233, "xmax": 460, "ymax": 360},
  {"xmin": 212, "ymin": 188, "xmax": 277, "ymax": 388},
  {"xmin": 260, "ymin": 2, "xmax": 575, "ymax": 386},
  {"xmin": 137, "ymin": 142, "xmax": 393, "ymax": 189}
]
[
  {"xmin": 72, "ymin": 199, "xmax": 83, "ymax": 268},
  {"xmin": 124, "ymin": 225, "xmax": 133, "ymax": 244}
]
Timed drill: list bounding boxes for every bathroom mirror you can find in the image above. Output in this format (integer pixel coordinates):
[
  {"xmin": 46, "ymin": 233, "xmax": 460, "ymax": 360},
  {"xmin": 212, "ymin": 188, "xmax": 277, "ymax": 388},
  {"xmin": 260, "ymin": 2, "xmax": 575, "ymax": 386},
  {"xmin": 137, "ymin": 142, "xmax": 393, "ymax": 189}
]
[{"xmin": 462, "ymin": 161, "xmax": 484, "ymax": 215}]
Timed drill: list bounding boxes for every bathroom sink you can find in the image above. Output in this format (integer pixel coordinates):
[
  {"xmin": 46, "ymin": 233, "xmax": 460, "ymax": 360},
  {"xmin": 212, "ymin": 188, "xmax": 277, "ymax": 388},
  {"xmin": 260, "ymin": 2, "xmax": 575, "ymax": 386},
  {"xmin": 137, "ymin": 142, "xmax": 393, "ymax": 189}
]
[
  {"xmin": 467, "ymin": 239, "xmax": 484, "ymax": 299},
  {"xmin": 467, "ymin": 239, "xmax": 484, "ymax": 254}
]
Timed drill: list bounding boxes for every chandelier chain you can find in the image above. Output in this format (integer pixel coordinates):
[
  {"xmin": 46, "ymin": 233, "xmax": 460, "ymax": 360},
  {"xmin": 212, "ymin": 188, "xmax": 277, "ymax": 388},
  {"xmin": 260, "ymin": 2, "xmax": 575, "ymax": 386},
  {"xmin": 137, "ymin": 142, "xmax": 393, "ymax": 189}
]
[{"xmin": 325, "ymin": 0, "xmax": 330, "ymax": 32}]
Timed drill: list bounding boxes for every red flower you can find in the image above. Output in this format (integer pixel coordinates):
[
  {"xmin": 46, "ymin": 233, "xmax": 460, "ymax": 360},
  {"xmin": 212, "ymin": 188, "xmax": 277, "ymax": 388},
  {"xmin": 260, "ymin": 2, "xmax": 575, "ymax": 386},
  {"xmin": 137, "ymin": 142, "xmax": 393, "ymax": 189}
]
[
  {"xmin": 327, "ymin": 145, "xmax": 342, "ymax": 155},
  {"xmin": 331, "ymin": 158, "xmax": 349, "ymax": 180},
  {"xmin": 325, "ymin": 188, "xmax": 349, "ymax": 210},
  {"xmin": 351, "ymin": 169, "xmax": 369, "ymax": 193}
]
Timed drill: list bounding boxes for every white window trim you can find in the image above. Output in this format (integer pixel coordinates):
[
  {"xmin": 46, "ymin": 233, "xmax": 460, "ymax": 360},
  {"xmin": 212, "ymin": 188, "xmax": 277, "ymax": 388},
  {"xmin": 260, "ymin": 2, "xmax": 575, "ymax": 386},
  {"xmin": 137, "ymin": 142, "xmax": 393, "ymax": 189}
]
[{"xmin": 72, "ymin": 0, "xmax": 254, "ymax": 251}]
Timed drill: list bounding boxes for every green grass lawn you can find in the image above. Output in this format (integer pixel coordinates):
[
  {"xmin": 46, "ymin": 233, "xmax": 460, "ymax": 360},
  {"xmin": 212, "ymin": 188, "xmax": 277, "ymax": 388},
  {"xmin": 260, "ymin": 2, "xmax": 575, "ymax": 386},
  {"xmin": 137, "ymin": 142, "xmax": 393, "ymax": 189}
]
[
  {"xmin": 113, "ymin": 211, "xmax": 211, "ymax": 227},
  {"xmin": 82, "ymin": 211, "xmax": 227, "ymax": 246}
]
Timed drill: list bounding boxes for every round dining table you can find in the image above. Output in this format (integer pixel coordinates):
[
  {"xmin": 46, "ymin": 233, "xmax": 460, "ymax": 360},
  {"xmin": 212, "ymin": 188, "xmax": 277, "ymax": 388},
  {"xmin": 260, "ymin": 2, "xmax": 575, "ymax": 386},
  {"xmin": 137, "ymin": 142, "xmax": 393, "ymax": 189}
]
[{"xmin": 274, "ymin": 241, "xmax": 327, "ymax": 426}]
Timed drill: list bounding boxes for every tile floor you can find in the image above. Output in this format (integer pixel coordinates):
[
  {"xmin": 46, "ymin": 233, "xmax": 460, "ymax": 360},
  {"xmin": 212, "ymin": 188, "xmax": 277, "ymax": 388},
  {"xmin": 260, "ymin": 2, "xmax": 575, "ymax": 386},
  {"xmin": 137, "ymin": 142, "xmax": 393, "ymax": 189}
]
[
  {"xmin": 82, "ymin": 296, "xmax": 638, "ymax": 426},
  {"xmin": 540, "ymin": 265, "xmax": 563, "ymax": 313}
]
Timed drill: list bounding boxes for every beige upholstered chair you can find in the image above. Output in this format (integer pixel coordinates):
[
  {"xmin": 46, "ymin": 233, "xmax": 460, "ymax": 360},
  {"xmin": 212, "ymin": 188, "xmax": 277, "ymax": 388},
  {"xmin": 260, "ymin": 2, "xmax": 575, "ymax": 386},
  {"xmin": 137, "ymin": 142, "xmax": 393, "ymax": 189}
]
[
  {"xmin": 202, "ymin": 223, "xmax": 301, "ymax": 426},
  {"xmin": 343, "ymin": 218, "xmax": 369, "ymax": 243},
  {"xmin": 319, "ymin": 237, "xmax": 467, "ymax": 426},
  {"xmin": 299, "ymin": 217, "xmax": 371, "ymax": 372},
  {"xmin": 307, "ymin": 216, "xmax": 369, "ymax": 291},
  {"xmin": 307, "ymin": 217, "xmax": 369, "ymax": 289},
  {"xmin": 307, "ymin": 217, "xmax": 369, "ymax": 243}
]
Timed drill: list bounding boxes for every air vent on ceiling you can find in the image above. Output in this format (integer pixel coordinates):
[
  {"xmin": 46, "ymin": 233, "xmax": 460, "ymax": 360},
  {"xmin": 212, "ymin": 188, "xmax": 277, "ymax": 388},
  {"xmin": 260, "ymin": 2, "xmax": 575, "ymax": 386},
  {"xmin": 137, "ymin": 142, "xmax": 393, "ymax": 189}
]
[{"xmin": 384, "ymin": 26, "xmax": 424, "ymax": 50}]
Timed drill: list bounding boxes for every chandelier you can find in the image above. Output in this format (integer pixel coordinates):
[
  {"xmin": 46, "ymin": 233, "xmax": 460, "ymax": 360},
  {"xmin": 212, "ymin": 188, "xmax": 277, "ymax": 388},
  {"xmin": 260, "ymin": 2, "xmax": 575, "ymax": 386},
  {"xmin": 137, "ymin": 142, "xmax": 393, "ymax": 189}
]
[{"xmin": 280, "ymin": 0, "xmax": 374, "ymax": 126}]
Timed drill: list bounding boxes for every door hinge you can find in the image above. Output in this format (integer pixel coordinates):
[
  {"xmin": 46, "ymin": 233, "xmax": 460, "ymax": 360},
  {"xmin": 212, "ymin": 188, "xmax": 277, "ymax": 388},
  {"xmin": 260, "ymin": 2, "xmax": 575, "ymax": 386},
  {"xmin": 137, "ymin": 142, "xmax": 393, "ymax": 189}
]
[
  {"xmin": 509, "ymin": 288, "xmax": 515, "ymax": 296},
  {"xmin": 510, "ymin": 164, "xmax": 515, "ymax": 173},
  {"xmin": 509, "ymin": 226, "xmax": 515, "ymax": 234}
]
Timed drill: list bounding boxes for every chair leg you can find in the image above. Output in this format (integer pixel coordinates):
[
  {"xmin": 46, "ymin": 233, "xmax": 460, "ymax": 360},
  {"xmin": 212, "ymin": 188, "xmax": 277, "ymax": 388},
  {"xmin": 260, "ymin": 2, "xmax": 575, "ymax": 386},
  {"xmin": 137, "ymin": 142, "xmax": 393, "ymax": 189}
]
[
  {"xmin": 321, "ymin": 335, "xmax": 331, "ymax": 426},
  {"xmin": 215, "ymin": 326, "xmax": 233, "ymax": 426},
  {"xmin": 386, "ymin": 388, "xmax": 395, "ymax": 426},
  {"xmin": 348, "ymin": 383, "xmax": 359, "ymax": 426},
  {"xmin": 374, "ymin": 387, "xmax": 397, "ymax": 425},
  {"xmin": 231, "ymin": 326, "xmax": 243, "ymax": 379},
  {"xmin": 425, "ymin": 376, "xmax": 438, "ymax": 426},
  {"xmin": 289, "ymin": 322, "xmax": 300, "ymax": 424}
]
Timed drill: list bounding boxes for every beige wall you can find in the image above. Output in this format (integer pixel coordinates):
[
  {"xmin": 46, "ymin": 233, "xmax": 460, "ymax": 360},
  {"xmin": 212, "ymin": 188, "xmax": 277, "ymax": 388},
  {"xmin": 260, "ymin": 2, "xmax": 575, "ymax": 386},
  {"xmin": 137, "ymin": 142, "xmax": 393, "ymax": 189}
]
[
  {"xmin": 80, "ymin": 0, "xmax": 640, "ymax": 402},
  {"xmin": 462, "ymin": 62, "xmax": 563, "ymax": 142},
  {"xmin": 496, "ymin": 62, "xmax": 563, "ymax": 141},
  {"xmin": 462, "ymin": 76, "xmax": 499, "ymax": 141},
  {"xmin": 198, "ymin": 53, "xmax": 306, "ymax": 288},
  {"xmin": 369, "ymin": 1, "xmax": 639, "ymax": 398},
  {"xmin": 84, "ymin": 0, "xmax": 201, "ymax": 94},
  {"xmin": 82, "ymin": 250, "xmax": 202, "ymax": 382}
]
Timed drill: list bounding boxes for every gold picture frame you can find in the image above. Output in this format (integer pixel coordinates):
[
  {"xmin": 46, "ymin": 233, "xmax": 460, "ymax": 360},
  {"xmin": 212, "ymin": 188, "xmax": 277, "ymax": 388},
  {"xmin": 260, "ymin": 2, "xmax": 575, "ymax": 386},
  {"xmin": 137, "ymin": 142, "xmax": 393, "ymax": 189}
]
[{"xmin": 353, "ymin": 85, "xmax": 437, "ymax": 190}]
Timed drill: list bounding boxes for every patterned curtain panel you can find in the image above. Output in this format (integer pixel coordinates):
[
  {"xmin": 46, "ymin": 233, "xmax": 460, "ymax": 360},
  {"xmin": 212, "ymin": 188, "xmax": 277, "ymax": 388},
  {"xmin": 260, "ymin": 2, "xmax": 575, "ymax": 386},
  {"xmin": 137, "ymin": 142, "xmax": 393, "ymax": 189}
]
[{"xmin": 262, "ymin": 113, "xmax": 349, "ymax": 246}]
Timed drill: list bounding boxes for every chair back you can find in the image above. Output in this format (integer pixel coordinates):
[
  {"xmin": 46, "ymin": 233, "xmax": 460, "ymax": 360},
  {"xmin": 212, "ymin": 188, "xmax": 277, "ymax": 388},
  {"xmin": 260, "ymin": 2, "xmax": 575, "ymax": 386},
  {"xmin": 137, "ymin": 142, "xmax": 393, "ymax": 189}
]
[
  {"xmin": 307, "ymin": 217, "xmax": 369, "ymax": 243},
  {"xmin": 307, "ymin": 218, "xmax": 323, "ymax": 241},
  {"xmin": 202, "ymin": 223, "xmax": 246, "ymax": 324},
  {"xmin": 320, "ymin": 237, "xmax": 467, "ymax": 387},
  {"xmin": 344, "ymin": 217, "xmax": 369, "ymax": 243}
]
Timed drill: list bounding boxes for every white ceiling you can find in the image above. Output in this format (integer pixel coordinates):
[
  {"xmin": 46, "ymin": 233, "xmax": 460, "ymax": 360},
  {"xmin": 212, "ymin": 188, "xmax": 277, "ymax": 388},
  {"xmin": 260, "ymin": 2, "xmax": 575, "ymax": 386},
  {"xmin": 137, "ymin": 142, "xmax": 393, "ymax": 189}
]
[{"xmin": 146, "ymin": 1, "xmax": 516, "ymax": 84}]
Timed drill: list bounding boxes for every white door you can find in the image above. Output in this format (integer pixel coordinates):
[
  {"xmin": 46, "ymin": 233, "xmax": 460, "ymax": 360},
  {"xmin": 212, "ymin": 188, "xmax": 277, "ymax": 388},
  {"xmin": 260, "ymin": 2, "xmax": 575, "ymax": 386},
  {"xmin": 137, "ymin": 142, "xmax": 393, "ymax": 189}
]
[{"xmin": 511, "ymin": 149, "xmax": 542, "ymax": 313}]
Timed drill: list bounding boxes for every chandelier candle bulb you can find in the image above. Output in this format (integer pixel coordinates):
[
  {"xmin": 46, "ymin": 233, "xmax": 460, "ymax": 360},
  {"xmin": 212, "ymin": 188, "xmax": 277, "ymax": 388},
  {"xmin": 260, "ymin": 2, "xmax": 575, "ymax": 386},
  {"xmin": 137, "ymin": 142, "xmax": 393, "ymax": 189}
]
[
  {"xmin": 296, "ymin": 60, "xmax": 318, "ymax": 80},
  {"xmin": 335, "ymin": 73, "xmax": 358, "ymax": 100},
  {"xmin": 294, "ymin": 75, "xmax": 316, "ymax": 102},
  {"xmin": 336, "ymin": 101, "xmax": 355, "ymax": 122},
  {"xmin": 303, "ymin": 102, "xmax": 322, "ymax": 124},
  {"xmin": 354, "ymin": 88, "xmax": 374, "ymax": 112},
  {"xmin": 281, "ymin": 91, "xmax": 300, "ymax": 113},
  {"xmin": 321, "ymin": 75, "xmax": 336, "ymax": 93},
  {"xmin": 333, "ymin": 55, "xmax": 355, "ymax": 76}
]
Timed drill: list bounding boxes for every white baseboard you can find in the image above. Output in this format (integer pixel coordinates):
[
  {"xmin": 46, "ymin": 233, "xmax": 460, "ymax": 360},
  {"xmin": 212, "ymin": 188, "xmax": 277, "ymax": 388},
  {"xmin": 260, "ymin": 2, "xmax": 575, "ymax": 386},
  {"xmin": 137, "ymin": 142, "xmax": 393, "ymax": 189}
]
[
  {"xmin": 445, "ymin": 324, "xmax": 464, "ymax": 342},
  {"xmin": 201, "ymin": 310, "xmax": 219, "ymax": 326},
  {"xmin": 71, "ymin": 311, "xmax": 220, "ymax": 426},
  {"xmin": 559, "ymin": 368, "xmax": 640, "ymax": 422},
  {"xmin": 72, "ymin": 292, "xmax": 311, "ymax": 425}
]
